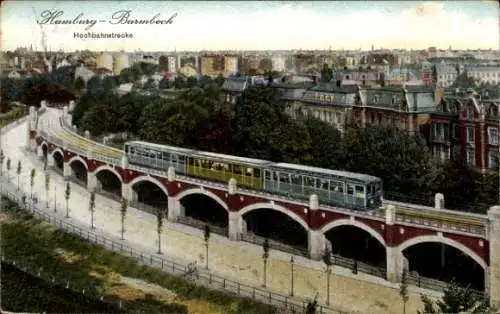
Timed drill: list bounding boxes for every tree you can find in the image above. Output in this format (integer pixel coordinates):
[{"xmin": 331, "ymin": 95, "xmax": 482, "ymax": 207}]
[
  {"xmin": 158, "ymin": 77, "xmax": 171, "ymax": 89},
  {"xmin": 44, "ymin": 171, "xmax": 50, "ymax": 208},
  {"xmin": 156, "ymin": 208, "xmax": 164, "ymax": 254},
  {"xmin": 158, "ymin": 56, "xmax": 168, "ymax": 71},
  {"xmin": 186, "ymin": 76, "xmax": 198, "ymax": 88},
  {"xmin": 29, "ymin": 168, "xmax": 36, "ymax": 200},
  {"xmin": 400, "ymin": 268, "xmax": 409, "ymax": 314},
  {"xmin": 322, "ymin": 246, "xmax": 333, "ymax": 306},
  {"xmin": 89, "ymin": 191, "xmax": 96, "ymax": 229},
  {"xmin": 173, "ymin": 76, "xmax": 185, "ymax": 89},
  {"xmin": 74, "ymin": 76, "xmax": 85, "ymax": 92},
  {"xmin": 120, "ymin": 198, "xmax": 128, "ymax": 240},
  {"xmin": 64, "ymin": 181, "xmax": 71, "ymax": 218},
  {"xmin": 6, "ymin": 158, "xmax": 11, "ymax": 179},
  {"xmin": 0, "ymin": 150, "xmax": 4, "ymax": 176},
  {"xmin": 16, "ymin": 160, "xmax": 22, "ymax": 191},
  {"xmin": 259, "ymin": 58, "xmax": 273, "ymax": 72},
  {"xmin": 302, "ymin": 115, "xmax": 343, "ymax": 169},
  {"xmin": 203, "ymin": 224, "xmax": 211, "ymax": 269},
  {"xmin": 418, "ymin": 280, "xmax": 496, "ymax": 314},
  {"xmin": 214, "ymin": 74, "xmax": 225, "ymax": 87},
  {"xmin": 321, "ymin": 63, "xmax": 333, "ymax": 83},
  {"xmin": 262, "ymin": 238, "xmax": 270, "ymax": 287}
]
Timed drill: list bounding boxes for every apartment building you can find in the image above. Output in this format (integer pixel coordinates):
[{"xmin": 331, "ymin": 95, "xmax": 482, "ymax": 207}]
[
  {"xmin": 352, "ymin": 85, "xmax": 436, "ymax": 134},
  {"xmin": 435, "ymin": 61, "xmax": 458, "ymax": 88},
  {"xmin": 429, "ymin": 90, "xmax": 500, "ymax": 172},
  {"xmin": 465, "ymin": 66, "xmax": 500, "ymax": 85}
]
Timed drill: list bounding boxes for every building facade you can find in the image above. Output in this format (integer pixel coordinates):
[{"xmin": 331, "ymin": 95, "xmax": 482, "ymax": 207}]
[
  {"xmin": 429, "ymin": 91, "xmax": 500, "ymax": 172},
  {"xmin": 466, "ymin": 66, "xmax": 500, "ymax": 85},
  {"xmin": 352, "ymin": 85, "xmax": 436, "ymax": 134},
  {"xmin": 435, "ymin": 61, "xmax": 458, "ymax": 88}
]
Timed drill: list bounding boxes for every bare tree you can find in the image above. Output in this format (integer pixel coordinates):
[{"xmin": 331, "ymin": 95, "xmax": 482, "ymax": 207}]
[
  {"xmin": 400, "ymin": 268, "xmax": 409, "ymax": 314},
  {"xmin": 89, "ymin": 191, "xmax": 96, "ymax": 228},
  {"xmin": 6, "ymin": 158, "xmax": 11, "ymax": 179},
  {"xmin": 120, "ymin": 198, "xmax": 128, "ymax": 240},
  {"xmin": 156, "ymin": 209, "xmax": 163, "ymax": 254},
  {"xmin": 203, "ymin": 224, "xmax": 211, "ymax": 270},
  {"xmin": 322, "ymin": 246, "xmax": 333, "ymax": 306},
  {"xmin": 0, "ymin": 150, "xmax": 5, "ymax": 176},
  {"xmin": 16, "ymin": 160, "xmax": 22, "ymax": 190},
  {"xmin": 64, "ymin": 181, "xmax": 71, "ymax": 218},
  {"xmin": 30, "ymin": 168, "xmax": 36, "ymax": 199},
  {"xmin": 262, "ymin": 238, "xmax": 270, "ymax": 287},
  {"xmin": 44, "ymin": 172, "xmax": 50, "ymax": 208}
]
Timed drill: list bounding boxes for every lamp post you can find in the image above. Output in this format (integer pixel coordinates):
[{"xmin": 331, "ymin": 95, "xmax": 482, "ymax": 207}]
[
  {"xmin": 53, "ymin": 185, "xmax": 57, "ymax": 212},
  {"xmin": 290, "ymin": 255, "xmax": 295, "ymax": 296}
]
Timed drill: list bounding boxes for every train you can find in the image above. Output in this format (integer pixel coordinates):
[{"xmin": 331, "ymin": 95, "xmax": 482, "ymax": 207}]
[{"xmin": 124, "ymin": 140, "xmax": 383, "ymax": 211}]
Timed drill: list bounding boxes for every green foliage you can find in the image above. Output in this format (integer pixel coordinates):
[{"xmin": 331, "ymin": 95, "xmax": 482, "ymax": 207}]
[
  {"xmin": 0, "ymin": 107, "xmax": 27, "ymax": 128},
  {"xmin": 1, "ymin": 199, "xmax": 278, "ymax": 314},
  {"xmin": 418, "ymin": 280, "xmax": 495, "ymax": 314}
]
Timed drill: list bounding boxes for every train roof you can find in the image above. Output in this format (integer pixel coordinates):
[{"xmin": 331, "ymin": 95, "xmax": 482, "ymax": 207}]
[
  {"xmin": 271, "ymin": 163, "xmax": 381, "ymax": 182},
  {"xmin": 126, "ymin": 140, "xmax": 272, "ymax": 166},
  {"xmin": 125, "ymin": 141, "xmax": 195, "ymax": 154},
  {"xmin": 192, "ymin": 151, "xmax": 273, "ymax": 166}
]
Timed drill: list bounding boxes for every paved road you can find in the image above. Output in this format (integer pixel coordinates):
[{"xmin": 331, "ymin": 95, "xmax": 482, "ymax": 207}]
[{"xmin": 1, "ymin": 112, "xmax": 441, "ymax": 314}]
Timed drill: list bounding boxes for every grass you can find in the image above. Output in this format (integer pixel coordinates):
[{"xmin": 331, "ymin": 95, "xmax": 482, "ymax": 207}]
[
  {"xmin": 0, "ymin": 107, "xmax": 27, "ymax": 128},
  {"xmin": 1, "ymin": 196, "xmax": 280, "ymax": 314}
]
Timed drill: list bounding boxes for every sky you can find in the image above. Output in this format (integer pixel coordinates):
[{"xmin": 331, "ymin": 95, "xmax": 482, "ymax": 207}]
[{"xmin": 1, "ymin": 1, "xmax": 499, "ymax": 52}]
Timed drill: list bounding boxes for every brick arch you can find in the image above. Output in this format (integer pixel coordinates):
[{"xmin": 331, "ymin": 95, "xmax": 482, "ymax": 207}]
[
  {"xmin": 319, "ymin": 219, "xmax": 386, "ymax": 247},
  {"xmin": 51, "ymin": 147, "xmax": 64, "ymax": 159},
  {"xmin": 239, "ymin": 202, "xmax": 309, "ymax": 231},
  {"xmin": 129, "ymin": 175, "xmax": 169, "ymax": 198},
  {"xmin": 94, "ymin": 165, "xmax": 123, "ymax": 183},
  {"xmin": 176, "ymin": 188, "xmax": 228, "ymax": 212},
  {"xmin": 398, "ymin": 235, "xmax": 487, "ymax": 270},
  {"xmin": 68, "ymin": 155, "xmax": 88, "ymax": 171}
]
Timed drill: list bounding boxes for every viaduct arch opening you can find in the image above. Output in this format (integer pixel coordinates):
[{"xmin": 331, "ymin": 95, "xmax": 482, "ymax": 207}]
[
  {"xmin": 69, "ymin": 158, "xmax": 88, "ymax": 185},
  {"xmin": 130, "ymin": 177, "xmax": 168, "ymax": 212},
  {"xmin": 52, "ymin": 150, "xmax": 64, "ymax": 172},
  {"xmin": 41, "ymin": 143, "xmax": 48, "ymax": 160},
  {"xmin": 95, "ymin": 167, "xmax": 122, "ymax": 198},
  {"xmin": 401, "ymin": 237, "xmax": 486, "ymax": 291},
  {"xmin": 177, "ymin": 189, "xmax": 228, "ymax": 229},
  {"xmin": 322, "ymin": 220, "xmax": 387, "ymax": 269},
  {"xmin": 241, "ymin": 204, "xmax": 309, "ymax": 253}
]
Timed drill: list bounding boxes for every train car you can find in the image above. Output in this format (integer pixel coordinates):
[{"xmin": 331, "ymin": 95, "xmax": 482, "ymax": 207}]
[
  {"xmin": 124, "ymin": 141, "xmax": 194, "ymax": 175},
  {"xmin": 264, "ymin": 163, "xmax": 383, "ymax": 211},
  {"xmin": 186, "ymin": 151, "xmax": 272, "ymax": 190}
]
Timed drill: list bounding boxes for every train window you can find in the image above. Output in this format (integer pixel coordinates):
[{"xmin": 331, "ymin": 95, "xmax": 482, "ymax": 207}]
[
  {"xmin": 254, "ymin": 169, "xmax": 261, "ymax": 178},
  {"xmin": 355, "ymin": 185, "xmax": 365, "ymax": 198},
  {"xmin": 233, "ymin": 165, "xmax": 242, "ymax": 175},
  {"xmin": 178, "ymin": 156, "xmax": 185, "ymax": 164},
  {"xmin": 246, "ymin": 167, "xmax": 253, "ymax": 176},
  {"xmin": 264, "ymin": 170, "xmax": 271, "ymax": 181},
  {"xmin": 130, "ymin": 147, "xmax": 135, "ymax": 154},
  {"xmin": 304, "ymin": 177, "xmax": 315, "ymax": 187},
  {"xmin": 375, "ymin": 182, "xmax": 381, "ymax": 192},
  {"xmin": 347, "ymin": 184, "xmax": 354, "ymax": 195},
  {"xmin": 316, "ymin": 179, "xmax": 322, "ymax": 189},
  {"xmin": 291, "ymin": 174, "xmax": 301, "ymax": 185},
  {"xmin": 321, "ymin": 180, "xmax": 329, "ymax": 190},
  {"xmin": 188, "ymin": 158, "xmax": 194, "ymax": 165},
  {"xmin": 280, "ymin": 173, "xmax": 290, "ymax": 183}
]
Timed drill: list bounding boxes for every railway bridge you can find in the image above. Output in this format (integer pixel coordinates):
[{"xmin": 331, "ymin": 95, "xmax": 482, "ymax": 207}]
[{"xmin": 27, "ymin": 105, "xmax": 500, "ymax": 307}]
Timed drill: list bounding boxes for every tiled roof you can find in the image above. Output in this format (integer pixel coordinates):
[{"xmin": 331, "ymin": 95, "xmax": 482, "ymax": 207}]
[{"xmin": 309, "ymin": 83, "xmax": 359, "ymax": 93}]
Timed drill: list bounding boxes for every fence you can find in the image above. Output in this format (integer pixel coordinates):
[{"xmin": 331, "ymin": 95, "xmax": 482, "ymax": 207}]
[
  {"xmin": 0, "ymin": 255, "xmax": 142, "ymax": 313},
  {"xmin": 177, "ymin": 216, "xmax": 229, "ymax": 237},
  {"xmin": 406, "ymin": 272, "xmax": 484, "ymax": 299},
  {"xmin": 239, "ymin": 233, "xmax": 310, "ymax": 258},
  {"xmin": 1, "ymin": 189, "xmax": 345, "ymax": 314}
]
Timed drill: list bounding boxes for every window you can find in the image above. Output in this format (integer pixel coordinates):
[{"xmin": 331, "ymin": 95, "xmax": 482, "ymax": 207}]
[
  {"xmin": 466, "ymin": 127, "xmax": 474, "ymax": 143},
  {"xmin": 466, "ymin": 105, "xmax": 474, "ymax": 120},
  {"xmin": 452, "ymin": 124, "xmax": 460, "ymax": 139},
  {"xmin": 488, "ymin": 151, "xmax": 499, "ymax": 170},
  {"xmin": 488, "ymin": 127, "xmax": 498, "ymax": 145},
  {"xmin": 466, "ymin": 150, "xmax": 476, "ymax": 167}
]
